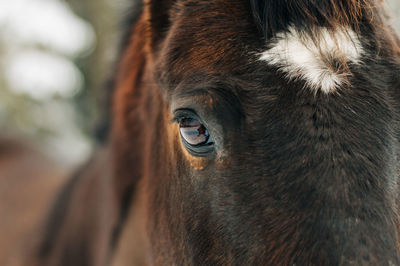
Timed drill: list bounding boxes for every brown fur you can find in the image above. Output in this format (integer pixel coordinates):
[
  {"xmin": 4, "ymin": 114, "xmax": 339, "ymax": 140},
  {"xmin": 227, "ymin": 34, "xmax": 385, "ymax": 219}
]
[
  {"xmin": 2, "ymin": 0, "xmax": 400, "ymax": 265},
  {"xmin": 0, "ymin": 136, "xmax": 68, "ymax": 266}
]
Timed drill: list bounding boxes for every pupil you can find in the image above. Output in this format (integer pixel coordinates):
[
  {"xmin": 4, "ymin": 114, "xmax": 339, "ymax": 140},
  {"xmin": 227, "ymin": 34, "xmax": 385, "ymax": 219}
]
[{"xmin": 179, "ymin": 118, "xmax": 209, "ymax": 145}]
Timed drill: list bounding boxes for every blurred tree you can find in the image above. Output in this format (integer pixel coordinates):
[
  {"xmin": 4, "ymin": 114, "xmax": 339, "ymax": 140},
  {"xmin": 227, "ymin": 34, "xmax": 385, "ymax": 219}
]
[{"xmin": 0, "ymin": 0, "xmax": 100, "ymax": 166}]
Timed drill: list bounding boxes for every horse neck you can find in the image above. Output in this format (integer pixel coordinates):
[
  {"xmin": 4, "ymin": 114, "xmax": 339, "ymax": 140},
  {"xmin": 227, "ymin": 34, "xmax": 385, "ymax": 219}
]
[
  {"xmin": 31, "ymin": 148, "xmax": 117, "ymax": 266},
  {"xmin": 111, "ymin": 12, "xmax": 160, "ymax": 197}
]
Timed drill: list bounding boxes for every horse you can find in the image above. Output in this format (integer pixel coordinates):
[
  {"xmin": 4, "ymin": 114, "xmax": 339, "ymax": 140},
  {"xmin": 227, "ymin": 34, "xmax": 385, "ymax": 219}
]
[
  {"xmin": 0, "ymin": 136, "xmax": 68, "ymax": 266},
  {"xmin": 2, "ymin": 0, "xmax": 400, "ymax": 265}
]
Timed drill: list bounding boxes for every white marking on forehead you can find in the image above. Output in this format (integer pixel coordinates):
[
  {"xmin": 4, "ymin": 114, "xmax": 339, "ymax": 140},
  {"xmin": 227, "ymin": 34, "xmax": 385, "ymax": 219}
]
[{"xmin": 259, "ymin": 27, "xmax": 363, "ymax": 94}]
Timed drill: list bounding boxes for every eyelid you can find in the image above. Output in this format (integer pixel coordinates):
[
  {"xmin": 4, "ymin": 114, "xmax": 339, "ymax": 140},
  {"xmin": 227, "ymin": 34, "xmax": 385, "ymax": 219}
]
[{"xmin": 171, "ymin": 109, "xmax": 200, "ymax": 123}]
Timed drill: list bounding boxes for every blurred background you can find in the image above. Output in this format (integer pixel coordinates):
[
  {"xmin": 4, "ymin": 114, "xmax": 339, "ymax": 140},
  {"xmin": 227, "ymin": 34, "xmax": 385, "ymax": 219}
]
[
  {"xmin": 0, "ymin": 0, "xmax": 399, "ymax": 168},
  {"xmin": 0, "ymin": 0, "xmax": 130, "ymax": 167}
]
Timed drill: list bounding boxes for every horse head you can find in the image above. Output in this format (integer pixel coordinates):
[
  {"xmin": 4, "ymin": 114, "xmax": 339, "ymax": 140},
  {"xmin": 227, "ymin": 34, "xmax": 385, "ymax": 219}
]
[
  {"xmin": 33, "ymin": 0, "xmax": 400, "ymax": 265},
  {"xmin": 111, "ymin": 0, "xmax": 400, "ymax": 264}
]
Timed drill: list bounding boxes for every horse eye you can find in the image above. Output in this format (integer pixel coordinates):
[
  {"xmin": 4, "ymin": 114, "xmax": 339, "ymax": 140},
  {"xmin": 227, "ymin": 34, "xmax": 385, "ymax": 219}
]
[{"xmin": 179, "ymin": 118, "xmax": 211, "ymax": 146}]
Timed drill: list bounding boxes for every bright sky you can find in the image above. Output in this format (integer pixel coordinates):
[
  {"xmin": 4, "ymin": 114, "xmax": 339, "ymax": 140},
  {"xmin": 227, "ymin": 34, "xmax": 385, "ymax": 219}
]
[
  {"xmin": 0, "ymin": 0, "xmax": 95, "ymax": 99},
  {"xmin": 0, "ymin": 0, "xmax": 95, "ymax": 56},
  {"xmin": 5, "ymin": 50, "xmax": 83, "ymax": 99}
]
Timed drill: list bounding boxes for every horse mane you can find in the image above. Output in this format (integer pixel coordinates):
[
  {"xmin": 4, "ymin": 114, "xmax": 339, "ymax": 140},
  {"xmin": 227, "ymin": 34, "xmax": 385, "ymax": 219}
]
[
  {"xmin": 94, "ymin": 0, "xmax": 144, "ymax": 144},
  {"xmin": 32, "ymin": 4, "xmax": 147, "ymax": 265},
  {"xmin": 250, "ymin": 0, "xmax": 379, "ymax": 38}
]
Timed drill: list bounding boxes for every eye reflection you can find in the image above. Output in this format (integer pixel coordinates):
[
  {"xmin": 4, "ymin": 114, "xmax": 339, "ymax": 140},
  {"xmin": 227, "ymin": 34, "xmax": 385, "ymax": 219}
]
[{"xmin": 179, "ymin": 118, "xmax": 210, "ymax": 146}]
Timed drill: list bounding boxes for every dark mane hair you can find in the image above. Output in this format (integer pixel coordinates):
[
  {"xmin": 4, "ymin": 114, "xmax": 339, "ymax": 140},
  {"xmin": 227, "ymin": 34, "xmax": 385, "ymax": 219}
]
[
  {"xmin": 250, "ymin": 0, "xmax": 377, "ymax": 38},
  {"xmin": 95, "ymin": 0, "xmax": 144, "ymax": 143}
]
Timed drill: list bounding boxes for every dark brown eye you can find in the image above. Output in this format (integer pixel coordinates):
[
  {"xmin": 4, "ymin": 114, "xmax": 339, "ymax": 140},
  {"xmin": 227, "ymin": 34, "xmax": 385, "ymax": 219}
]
[{"xmin": 179, "ymin": 118, "xmax": 211, "ymax": 146}]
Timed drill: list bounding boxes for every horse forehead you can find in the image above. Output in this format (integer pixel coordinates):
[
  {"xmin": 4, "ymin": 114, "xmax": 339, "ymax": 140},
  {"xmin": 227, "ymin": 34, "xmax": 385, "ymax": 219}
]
[
  {"xmin": 259, "ymin": 27, "xmax": 363, "ymax": 94},
  {"xmin": 160, "ymin": 1, "xmax": 255, "ymax": 74},
  {"xmin": 163, "ymin": 2, "xmax": 364, "ymax": 95}
]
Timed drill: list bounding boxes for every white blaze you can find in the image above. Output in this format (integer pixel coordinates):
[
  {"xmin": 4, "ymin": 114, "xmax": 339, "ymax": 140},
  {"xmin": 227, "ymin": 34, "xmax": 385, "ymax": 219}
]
[{"xmin": 259, "ymin": 27, "xmax": 363, "ymax": 93}]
